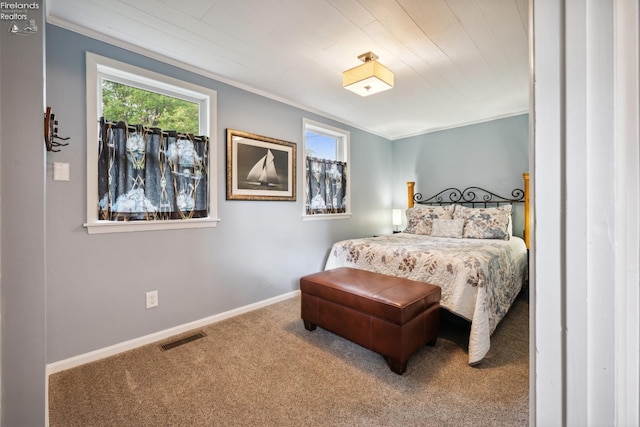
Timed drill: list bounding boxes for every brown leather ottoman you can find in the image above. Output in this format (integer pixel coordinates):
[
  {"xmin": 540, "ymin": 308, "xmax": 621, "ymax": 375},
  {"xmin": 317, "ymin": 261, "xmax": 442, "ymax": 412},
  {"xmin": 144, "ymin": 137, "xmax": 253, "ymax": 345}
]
[{"xmin": 300, "ymin": 267, "xmax": 441, "ymax": 375}]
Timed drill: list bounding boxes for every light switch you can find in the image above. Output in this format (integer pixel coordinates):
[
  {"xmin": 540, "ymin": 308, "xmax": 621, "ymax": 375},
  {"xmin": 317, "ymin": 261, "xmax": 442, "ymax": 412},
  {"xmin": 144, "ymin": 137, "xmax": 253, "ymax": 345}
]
[{"xmin": 53, "ymin": 162, "xmax": 70, "ymax": 181}]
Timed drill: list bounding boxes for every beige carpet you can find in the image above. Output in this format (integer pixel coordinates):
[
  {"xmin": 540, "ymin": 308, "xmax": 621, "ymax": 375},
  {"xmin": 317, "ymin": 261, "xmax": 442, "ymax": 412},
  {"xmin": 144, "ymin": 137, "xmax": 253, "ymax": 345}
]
[{"xmin": 49, "ymin": 294, "xmax": 529, "ymax": 426}]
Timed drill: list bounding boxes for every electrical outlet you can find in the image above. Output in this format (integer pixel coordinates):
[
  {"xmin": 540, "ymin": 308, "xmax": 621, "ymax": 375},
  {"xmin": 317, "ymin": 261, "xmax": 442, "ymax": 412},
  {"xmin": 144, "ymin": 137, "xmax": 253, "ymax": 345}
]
[{"xmin": 146, "ymin": 290, "xmax": 158, "ymax": 309}]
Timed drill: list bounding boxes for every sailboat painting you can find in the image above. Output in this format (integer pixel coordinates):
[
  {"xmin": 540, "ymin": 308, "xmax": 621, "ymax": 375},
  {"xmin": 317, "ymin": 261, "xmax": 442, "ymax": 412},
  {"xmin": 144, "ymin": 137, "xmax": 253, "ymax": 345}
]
[
  {"xmin": 245, "ymin": 149, "xmax": 280, "ymax": 187},
  {"xmin": 226, "ymin": 129, "xmax": 296, "ymax": 201}
]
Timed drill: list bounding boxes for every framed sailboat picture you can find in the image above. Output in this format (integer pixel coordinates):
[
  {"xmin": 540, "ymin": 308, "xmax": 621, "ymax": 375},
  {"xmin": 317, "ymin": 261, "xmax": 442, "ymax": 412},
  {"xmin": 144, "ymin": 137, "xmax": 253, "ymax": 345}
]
[{"xmin": 226, "ymin": 129, "xmax": 296, "ymax": 201}]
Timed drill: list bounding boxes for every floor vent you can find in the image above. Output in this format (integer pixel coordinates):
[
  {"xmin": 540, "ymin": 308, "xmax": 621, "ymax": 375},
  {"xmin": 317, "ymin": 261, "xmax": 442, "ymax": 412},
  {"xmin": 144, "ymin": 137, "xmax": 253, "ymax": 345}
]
[{"xmin": 159, "ymin": 331, "xmax": 206, "ymax": 351}]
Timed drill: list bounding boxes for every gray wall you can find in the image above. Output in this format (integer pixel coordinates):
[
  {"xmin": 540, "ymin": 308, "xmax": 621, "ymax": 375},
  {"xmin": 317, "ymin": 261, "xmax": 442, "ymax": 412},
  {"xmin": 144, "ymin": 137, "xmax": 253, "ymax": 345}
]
[
  {"xmin": 45, "ymin": 25, "xmax": 393, "ymax": 363},
  {"xmin": 0, "ymin": 2, "xmax": 47, "ymax": 425},
  {"xmin": 391, "ymin": 114, "xmax": 530, "ymax": 237}
]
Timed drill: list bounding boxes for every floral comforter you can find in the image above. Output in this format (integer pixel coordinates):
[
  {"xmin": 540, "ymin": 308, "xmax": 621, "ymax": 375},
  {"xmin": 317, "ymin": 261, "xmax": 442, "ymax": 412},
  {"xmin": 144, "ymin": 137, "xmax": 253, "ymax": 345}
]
[{"xmin": 324, "ymin": 233, "xmax": 528, "ymax": 365}]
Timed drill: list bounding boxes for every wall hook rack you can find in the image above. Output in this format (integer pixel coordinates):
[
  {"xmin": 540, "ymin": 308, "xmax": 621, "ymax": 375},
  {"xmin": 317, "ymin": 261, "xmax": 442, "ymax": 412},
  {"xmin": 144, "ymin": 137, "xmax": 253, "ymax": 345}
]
[{"xmin": 44, "ymin": 106, "xmax": 70, "ymax": 152}]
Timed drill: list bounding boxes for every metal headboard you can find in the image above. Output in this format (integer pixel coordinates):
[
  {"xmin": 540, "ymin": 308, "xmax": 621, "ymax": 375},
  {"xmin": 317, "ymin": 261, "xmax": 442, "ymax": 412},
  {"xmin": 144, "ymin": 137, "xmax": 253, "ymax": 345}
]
[
  {"xmin": 413, "ymin": 186, "xmax": 525, "ymax": 207},
  {"xmin": 406, "ymin": 173, "xmax": 530, "ymax": 249}
]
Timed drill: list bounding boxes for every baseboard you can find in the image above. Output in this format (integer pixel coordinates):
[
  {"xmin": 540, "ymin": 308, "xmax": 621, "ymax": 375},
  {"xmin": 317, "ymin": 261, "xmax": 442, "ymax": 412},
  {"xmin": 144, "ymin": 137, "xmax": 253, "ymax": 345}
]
[{"xmin": 46, "ymin": 290, "xmax": 300, "ymax": 376}]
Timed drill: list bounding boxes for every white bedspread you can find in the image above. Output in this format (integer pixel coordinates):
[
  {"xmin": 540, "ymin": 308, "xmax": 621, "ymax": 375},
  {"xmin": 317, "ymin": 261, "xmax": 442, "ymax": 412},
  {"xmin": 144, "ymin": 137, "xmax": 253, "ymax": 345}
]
[{"xmin": 324, "ymin": 233, "xmax": 528, "ymax": 364}]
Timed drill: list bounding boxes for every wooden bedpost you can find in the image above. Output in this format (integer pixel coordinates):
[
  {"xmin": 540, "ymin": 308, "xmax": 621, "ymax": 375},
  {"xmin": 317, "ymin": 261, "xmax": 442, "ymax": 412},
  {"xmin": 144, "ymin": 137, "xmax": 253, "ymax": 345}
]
[
  {"xmin": 523, "ymin": 173, "xmax": 530, "ymax": 249},
  {"xmin": 407, "ymin": 182, "xmax": 415, "ymax": 208}
]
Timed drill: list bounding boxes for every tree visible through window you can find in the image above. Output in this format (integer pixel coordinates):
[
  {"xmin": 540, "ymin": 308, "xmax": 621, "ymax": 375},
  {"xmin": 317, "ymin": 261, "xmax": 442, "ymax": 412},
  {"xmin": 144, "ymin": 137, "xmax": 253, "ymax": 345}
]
[
  {"xmin": 102, "ymin": 80, "xmax": 199, "ymax": 134},
  {"xmin": 85, "ymin": 52, "xmax": 218, "ymax": 234}
]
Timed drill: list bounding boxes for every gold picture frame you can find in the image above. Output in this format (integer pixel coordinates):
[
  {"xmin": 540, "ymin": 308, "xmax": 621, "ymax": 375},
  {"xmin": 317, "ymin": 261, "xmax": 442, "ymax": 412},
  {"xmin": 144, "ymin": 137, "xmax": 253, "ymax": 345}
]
[{"xmin": 226, "ymin": 129, "xmax": 296, "ymax": 201}]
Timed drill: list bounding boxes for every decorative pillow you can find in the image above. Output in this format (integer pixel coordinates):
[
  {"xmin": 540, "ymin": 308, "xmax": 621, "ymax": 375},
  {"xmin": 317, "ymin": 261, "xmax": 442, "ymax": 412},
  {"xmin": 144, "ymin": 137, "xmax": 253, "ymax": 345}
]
[
  {"xmin": 404, "ymin": 205, "xmax": 455, "ymax": 235},
  {"xmin": 430, "ymin": 218, "xmax": 465, "ymax": 238},
  {"xmin": 454, "ymin": 205, "xmax": 512, "ymax": 240}
]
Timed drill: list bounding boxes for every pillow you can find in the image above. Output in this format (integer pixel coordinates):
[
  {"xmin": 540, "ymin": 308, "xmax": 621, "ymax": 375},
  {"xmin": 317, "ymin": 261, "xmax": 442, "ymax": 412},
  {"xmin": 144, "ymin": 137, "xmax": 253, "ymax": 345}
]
[
  {"xmin": 404, "ymin": 205, "xmax": 455, "ymax": 235},
  {"xmin": 453, "ymin": 205, "xmax": 512, "ymax": 240},
  {"xmin": 430, "ymin": 218, "xmax": 465, "ymax": 238}
]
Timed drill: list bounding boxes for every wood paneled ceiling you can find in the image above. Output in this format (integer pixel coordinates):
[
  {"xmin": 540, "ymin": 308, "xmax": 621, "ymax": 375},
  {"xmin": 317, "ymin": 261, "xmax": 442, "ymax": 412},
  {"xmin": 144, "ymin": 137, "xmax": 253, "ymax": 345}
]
[{"xmin": 46, "ymin": 0, "xmax": 530, "ymax": 140}]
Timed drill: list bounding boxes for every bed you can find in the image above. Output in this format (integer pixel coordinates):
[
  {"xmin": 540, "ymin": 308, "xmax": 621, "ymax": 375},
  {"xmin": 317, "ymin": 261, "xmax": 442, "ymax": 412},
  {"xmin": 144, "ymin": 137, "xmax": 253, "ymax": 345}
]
[{"xmin": 324, "ymin": 174, "xmax": 530, "ymax": 365}]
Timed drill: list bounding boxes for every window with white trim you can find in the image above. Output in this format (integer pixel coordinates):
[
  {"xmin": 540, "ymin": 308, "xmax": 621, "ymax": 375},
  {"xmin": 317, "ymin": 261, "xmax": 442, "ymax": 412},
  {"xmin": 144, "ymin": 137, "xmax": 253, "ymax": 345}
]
[
  {"xmin": 302, "ymin": 118, "xmax": 350, "ymax": 220},
  {"xmin": 85, "ymin": 53, "xmax": 218, "ymax": 234}
]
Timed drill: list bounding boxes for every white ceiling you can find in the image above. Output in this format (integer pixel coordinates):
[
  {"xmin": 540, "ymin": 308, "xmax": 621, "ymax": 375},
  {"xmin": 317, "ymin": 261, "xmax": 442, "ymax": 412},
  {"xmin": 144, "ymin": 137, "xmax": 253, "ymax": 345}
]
[{"xmin": 46, "ymin": 0, "xmax": 530, "ymax": 140}]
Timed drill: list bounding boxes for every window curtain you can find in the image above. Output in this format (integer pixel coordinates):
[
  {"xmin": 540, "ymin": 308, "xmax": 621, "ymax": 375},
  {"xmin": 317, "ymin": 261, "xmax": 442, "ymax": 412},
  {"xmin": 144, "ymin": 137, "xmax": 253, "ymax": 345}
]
[
  {"xmin": 98, "ymin": 118, "xmax": 209, "ymax": 221},
  {"xmin": 305, "ymin": 157, "xmax": 347, "ymax": 214}
]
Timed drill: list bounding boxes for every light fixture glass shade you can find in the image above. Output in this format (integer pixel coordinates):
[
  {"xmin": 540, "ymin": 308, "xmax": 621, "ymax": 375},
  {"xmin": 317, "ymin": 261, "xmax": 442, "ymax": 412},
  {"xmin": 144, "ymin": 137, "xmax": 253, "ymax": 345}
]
[
  {"xmin": 343, "ymin": 53, "xmax": 394, "ymax": 97},
  {"xmin": 392, "ymin": 209, "xmax": 402, "ymax": 228}
]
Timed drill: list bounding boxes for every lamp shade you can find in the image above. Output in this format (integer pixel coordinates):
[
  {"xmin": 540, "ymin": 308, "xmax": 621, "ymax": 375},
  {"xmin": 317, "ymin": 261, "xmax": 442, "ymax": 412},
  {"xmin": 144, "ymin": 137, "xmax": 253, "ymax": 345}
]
[
  {"xmin": 392, "ymin": 209, "xmax": 402, "ymax": 226},
  {"xmin": 343, "ymin": 52, "xmax": 394, "ymax": 97}
]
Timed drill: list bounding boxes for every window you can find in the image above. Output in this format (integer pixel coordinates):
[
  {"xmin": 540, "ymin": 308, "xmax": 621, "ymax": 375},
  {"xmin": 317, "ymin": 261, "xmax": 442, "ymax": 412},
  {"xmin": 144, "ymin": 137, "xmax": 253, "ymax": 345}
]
[
  {"xmin": 85, "ymin": 53, "xmax": 218, "ymax": 234},
  {"xmin": 302, "ymin": 118, "xmax": 350, "ymax": 219}
]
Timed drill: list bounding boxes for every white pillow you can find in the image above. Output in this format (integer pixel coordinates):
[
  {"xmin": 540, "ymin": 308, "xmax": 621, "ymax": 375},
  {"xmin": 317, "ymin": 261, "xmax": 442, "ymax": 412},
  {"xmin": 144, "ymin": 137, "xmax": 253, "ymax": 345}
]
[{"xmin": 430, "ymin": 218, "xmax": 465, "ymax": 238}]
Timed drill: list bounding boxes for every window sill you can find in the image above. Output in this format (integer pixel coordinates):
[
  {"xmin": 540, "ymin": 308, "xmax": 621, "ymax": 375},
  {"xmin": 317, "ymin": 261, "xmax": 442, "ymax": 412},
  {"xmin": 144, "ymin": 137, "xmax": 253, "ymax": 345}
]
[
  {"xmin": 302, "ymin": 213, "xmax": 352, "ymax": 221},
  {"xmin": 84, "ymin": 217, "xmax": 221, "ymax": 234}
]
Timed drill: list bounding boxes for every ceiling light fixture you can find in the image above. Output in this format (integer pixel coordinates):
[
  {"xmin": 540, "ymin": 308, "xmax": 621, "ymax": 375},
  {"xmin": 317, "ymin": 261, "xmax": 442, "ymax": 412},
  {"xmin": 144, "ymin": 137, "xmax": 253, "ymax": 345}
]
[{"xmin": 342, "ymin": 51, "xmax": 394, "ymax": 97}]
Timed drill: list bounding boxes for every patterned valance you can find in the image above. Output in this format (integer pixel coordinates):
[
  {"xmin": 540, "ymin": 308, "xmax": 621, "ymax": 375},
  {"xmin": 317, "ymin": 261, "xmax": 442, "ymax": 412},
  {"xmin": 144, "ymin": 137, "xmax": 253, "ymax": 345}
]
[
  {"xmin": 305, "ymin": 157, "xmax": 347, "ymax": 215},
  {"xmin": 98, "ymin": 118, "xmax": 209, "ymax": 221}
]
